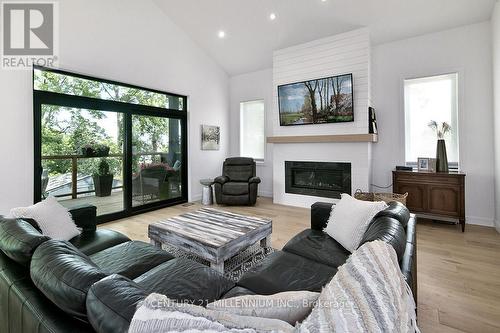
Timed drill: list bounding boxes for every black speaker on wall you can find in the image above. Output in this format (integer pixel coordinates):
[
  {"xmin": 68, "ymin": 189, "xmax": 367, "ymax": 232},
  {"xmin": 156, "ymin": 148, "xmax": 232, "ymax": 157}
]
[{"xmin": 368, "ymin": 107, "xmax": 378, "ymax": 134}]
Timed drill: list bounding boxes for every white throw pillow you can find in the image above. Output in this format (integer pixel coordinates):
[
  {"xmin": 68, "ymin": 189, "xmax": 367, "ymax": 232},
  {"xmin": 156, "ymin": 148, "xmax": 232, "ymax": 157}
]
[
  {"xmin": 207, "ymin": 291, "xmax": 320, "ymax": 325},
  {"xmin": 324, "ymin": 193, "xmax": 387, "ymax": 252},
  {"xmin": 10, "ymin": 197, "xmax": 81, "ymax": 241}
]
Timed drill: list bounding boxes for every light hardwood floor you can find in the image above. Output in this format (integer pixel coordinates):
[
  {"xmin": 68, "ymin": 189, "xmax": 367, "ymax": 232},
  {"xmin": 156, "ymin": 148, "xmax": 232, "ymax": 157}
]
[{"xmin": 101, "ymin": 197, "xmax": 500, "ymax": 333}]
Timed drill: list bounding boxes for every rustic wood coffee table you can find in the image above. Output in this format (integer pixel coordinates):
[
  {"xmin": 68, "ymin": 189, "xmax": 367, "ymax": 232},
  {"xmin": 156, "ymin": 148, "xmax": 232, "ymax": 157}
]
[{"xmin": 148, "ymin": 208, "xmax": 272, "ymax": 273}]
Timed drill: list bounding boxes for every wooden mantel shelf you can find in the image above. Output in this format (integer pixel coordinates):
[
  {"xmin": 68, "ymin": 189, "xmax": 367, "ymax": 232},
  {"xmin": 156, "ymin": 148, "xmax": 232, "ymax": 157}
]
[{"xmin": 266, "ymin": 134, "xmax": 378, "ymax": 144}]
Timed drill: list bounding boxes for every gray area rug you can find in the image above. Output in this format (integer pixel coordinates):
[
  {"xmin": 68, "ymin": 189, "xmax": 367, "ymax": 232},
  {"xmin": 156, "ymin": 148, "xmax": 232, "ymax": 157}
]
[{"xmin": 162, "ymin": 243, "xmax": 276, "ymax": 282}]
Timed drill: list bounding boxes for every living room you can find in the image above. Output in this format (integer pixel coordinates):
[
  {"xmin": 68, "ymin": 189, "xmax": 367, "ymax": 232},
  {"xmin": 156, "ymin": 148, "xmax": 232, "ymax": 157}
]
[{"xmin": 0, "ymin": 0, "xmax": 499, "ymax": 332}]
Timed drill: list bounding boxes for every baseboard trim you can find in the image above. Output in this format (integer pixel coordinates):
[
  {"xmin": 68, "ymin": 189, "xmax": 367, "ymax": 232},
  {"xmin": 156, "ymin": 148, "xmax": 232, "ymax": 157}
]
[
  {"xmin": 466, "ymin": 215, "xmax": 495, "ymax": 227},
  {"xmin": 190, "ymin": 193, "xmax": 202, "ymax": 202},
  {"xmin": 191, "ymin": 191, "xmax": 272, "ymax": 202},
  {"xmin": 258, "ymin": 190, "xmax": 273, "ymax": 198}
]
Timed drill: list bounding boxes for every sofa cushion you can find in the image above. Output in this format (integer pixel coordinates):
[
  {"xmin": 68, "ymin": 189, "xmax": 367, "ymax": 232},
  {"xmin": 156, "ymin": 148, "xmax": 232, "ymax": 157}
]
[
  {"xmin": 217, "ymin": 194, "xmax": 252, "ymax": 205},
  {"xmin": 90, "ymin": 241, "xmax": 174, "ymax": 279},
  {"xmin": 69, "ymin": 229, "xmax": 130, "ymax": 256},
  {"xmin": 86, "ymin": 274, "xmax": 147, "ymax": 333},
  {"xmin": 134, "ymin": 257, "xmax": 235, "ymax": 306},
  {"xmin": 282, "ymin": 229, "xmax": 350, "ymax": 268},
  {"xmin": 0, "ymin": 251, "xmax": 93, "ymax": 333},
  {"xmin": 0, "ymin": 217, "xmax": 50, "ymax": 265},
  {"xmin": 30, "ymin": 240, "xmax": 107, "ymax": 320},
  {"xmin": 222, "ymin": 182, "xmax": 249, "ymax": 195},
  {"xmin": 237, "ymin": 251, "xmax": 337, "ymax": 295}
]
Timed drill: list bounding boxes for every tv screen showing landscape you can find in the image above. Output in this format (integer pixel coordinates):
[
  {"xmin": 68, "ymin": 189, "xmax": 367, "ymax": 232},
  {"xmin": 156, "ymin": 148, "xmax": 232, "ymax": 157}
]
[{"xmin": 278, "ymin": 73, "xmax": 354, "ymax": 126}]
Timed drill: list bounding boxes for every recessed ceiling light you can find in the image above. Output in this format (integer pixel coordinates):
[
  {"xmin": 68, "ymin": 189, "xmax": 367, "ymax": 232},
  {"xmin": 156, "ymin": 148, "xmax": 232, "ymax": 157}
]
[
  {"xmin": 269, "ymin": 13, "xmax": 277, "ymax": 20},
  {"xmin": 218, "ymin": 30, "xmax": 226, "ymax": 38},
  {"xmin": 321, "ymin": 0, "xmax": 327, "ymax": 2}
]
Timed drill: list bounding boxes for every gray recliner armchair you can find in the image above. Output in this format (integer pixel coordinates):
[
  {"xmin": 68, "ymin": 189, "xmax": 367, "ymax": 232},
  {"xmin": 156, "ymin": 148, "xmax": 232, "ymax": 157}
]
[{"xmin": 214, "ymin": 157, "xmax": 261, "ymax": 206}]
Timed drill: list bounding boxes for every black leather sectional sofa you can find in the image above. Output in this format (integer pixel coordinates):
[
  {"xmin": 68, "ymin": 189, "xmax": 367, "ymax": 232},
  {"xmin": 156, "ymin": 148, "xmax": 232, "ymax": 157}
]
[{"xmin": 0, "ymin": 201, "xmax": 416, "ymax": 333}]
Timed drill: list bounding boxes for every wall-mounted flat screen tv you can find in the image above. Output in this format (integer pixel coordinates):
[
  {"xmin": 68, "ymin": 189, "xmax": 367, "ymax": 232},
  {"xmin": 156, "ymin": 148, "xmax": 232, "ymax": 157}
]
[{"xmin": 278, "ymin": 73, "xmax": 354, "ymax": 126}]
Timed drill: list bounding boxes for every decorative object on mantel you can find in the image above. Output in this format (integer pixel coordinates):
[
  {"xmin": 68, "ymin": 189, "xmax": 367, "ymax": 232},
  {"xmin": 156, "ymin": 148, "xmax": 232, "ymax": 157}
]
[
  {"xmin": 201, "ymin": 125, "xmax": 220, "ymax": 150},
  {"xmin": 368, "ymin": 107, "xmax": 378, "ymax": 134},
  {"xmin": 354, "ymin": 189, "xmax": 408, "ymax": 205},
  {"xmin": 278, "ymin": 73, "xmax": 354, "ymax": 126},
  {"xmin": 428, "ymin": 120, "xmax": 451, "ymax": 172},
  {"xmin": 266, "ymin": 133, "xmax": 377, "ymax": 144}
]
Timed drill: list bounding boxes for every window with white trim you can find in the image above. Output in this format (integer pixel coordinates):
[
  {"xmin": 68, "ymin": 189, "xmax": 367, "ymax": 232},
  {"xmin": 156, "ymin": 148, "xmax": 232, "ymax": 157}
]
[
  {"xmin": 240, "ymin": 100, "xmax": 265, "ymax": 161},
  {"xmin": 404, "ymin": 73, "xmax": 459, "ymax": 167}
]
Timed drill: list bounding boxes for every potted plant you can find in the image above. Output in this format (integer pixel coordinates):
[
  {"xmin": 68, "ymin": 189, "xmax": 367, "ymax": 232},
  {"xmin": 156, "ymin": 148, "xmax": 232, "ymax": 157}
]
[
  {"xmin": 95, "ymin": 144, "xmax": 110, "ymax": 157},
  {"xmin": 428, "ymin": 120, "xmax": 451, "ymax": 172},
  {"xmin": 79, "ymin": 143, "xmax": 97, "ymax": 157},
  {"xmin": 79, "ymin": 143, "xmax": 110, "ymax": 157},
  {"xmin": 93, "ymin": 158, "xmax": 114, "ymax": 197}
]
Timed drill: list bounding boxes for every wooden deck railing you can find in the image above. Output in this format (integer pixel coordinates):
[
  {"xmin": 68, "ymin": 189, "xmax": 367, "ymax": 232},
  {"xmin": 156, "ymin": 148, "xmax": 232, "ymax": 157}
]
[{"xmin": 41, "ymin": 152, "xmax": 165, "ymax": 199}]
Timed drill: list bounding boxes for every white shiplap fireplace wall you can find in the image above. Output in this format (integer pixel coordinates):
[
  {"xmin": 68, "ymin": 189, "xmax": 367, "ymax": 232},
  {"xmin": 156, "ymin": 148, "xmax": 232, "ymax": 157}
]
[{"xmin": 272, "ymin": 28, "xmax": 373, "ymax": 208}]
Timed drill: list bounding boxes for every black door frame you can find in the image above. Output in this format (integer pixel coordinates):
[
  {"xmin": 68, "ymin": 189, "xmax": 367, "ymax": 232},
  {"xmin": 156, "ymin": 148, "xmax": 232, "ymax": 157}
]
[{"xmin": 33, "ymin": 66, "xmax": 188, "ymax": 223}]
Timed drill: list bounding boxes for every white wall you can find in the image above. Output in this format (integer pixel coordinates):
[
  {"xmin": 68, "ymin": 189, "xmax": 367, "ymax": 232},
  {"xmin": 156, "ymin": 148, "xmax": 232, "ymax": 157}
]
[
  {"xmin": 492, "ymin": 3, "xmax": 500, "ymax": 232},
  {"xmin": 272, "ymin": 28, "xmax": 373, "ymax": 207},
  {"xmin": 272, "ymin": 28, "xmax": 371, "ymax": 136},
  {"xmin": 372, "ymin": 21, "xmax": 495, "ymax": 227},
  {"xmin": 0, "ymin": 0, "xmax": 229, "ymax": 213},
  {"xmin": 229, "ymin": 69, "xmax": 273, "ymax": 197}
]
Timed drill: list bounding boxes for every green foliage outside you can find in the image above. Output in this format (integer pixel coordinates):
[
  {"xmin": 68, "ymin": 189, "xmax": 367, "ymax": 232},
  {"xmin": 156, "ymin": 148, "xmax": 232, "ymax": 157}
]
[
  {"xmin": 36, "ymin": 70, "xmax": 174, "ymax": 180},
  {"xmin": 94, "ymin": 158, "xmax": 112, "ymax": 176}
]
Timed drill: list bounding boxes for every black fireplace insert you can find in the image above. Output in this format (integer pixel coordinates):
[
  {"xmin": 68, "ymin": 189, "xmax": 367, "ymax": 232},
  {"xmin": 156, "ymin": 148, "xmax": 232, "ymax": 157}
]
[{"xmin": 285, "ymin": 161, "xmax": 351, "ymax": 199}]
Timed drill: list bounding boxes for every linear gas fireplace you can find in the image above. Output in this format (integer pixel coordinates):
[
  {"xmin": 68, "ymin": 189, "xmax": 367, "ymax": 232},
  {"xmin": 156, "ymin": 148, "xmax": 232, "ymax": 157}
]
[{"xmin": 285, "ymin": 161, "xmax": 351, "ymax": 199}]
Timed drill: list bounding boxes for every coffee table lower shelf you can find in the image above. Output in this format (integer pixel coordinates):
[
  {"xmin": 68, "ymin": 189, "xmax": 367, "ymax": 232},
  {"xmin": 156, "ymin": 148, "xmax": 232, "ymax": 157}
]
[{"xmin": 151, "ymin": 235, "xmax": 271, "ymax": 274}]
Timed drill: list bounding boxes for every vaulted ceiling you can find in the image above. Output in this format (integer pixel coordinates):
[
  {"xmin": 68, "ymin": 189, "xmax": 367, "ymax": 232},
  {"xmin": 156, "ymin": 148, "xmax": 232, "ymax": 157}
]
[{"xmin": 155, "ymin": 0, "xmax": 495, "ymax": 76}]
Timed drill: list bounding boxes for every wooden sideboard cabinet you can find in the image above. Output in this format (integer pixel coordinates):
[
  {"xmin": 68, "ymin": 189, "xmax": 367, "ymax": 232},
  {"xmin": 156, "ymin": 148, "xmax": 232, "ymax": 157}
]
[{"xmin": 393, "ymin": 170, "xmax": 466, "ymax": 232}]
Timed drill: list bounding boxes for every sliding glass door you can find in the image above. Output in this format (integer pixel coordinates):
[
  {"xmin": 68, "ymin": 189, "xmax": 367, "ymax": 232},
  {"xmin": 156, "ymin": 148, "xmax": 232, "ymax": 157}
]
[
  {"xmin": 40, "ymin": 105, "xmax": 125, "ymax": 216},
  {"xmin": 131, "ymin": 115, "xmax": 183, "ymax": 208},
  {"xmin": 33, "ymin": 66, "xmax": 188, "ymax": 222}
]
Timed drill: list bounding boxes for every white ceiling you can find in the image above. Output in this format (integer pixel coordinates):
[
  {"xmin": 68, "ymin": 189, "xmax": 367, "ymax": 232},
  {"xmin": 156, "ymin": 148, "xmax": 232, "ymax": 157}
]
[{"xmin": 155, "ymin": 0, "xmax": 495, "ymax": 76}]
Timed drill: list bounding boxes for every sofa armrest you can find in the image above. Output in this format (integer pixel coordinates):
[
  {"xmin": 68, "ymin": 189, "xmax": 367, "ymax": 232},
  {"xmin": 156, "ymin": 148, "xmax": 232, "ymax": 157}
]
[
  {"xmin": 86, "ymin": 274, "xmax": 147, "ymax": 333},
  {"xmin": 311, "ymin": 202, "xmax": 333, "ymax": 230},
  {"xmin": 214, "ymin": 176, "xmax": 229, "ymax": 185},
  {"xmin": 249, "ymin": 176, "xmax": 261, "ymax": 184},
  {"xmin": 402, "ymin": 214, "xmax": 417, "ymax": 305},
  {"xmin": 69, "ymin": 205, "xmax": 97, "ymax": 233}
]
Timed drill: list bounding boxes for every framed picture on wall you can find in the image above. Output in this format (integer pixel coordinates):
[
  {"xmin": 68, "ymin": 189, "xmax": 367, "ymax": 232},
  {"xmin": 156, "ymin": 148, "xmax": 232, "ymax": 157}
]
[{"xmin": 201, "ymin": 125, "xmax": 220, "ymax": 150}]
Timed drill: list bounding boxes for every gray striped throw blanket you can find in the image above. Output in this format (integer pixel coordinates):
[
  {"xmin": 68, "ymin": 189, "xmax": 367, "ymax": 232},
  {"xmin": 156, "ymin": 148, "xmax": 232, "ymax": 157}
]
[
  {"xmin": 129, "ymin": 240, "xmax": 418, "ymax": 333},
  {"xmin": 297, "ymin": 240, "xmax": 418, "ymax": 332}
]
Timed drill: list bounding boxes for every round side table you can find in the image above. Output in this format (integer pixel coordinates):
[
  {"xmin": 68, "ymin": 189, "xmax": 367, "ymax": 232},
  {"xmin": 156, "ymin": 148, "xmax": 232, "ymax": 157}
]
[{"xmin": 200, "ymin": 179, "xmax": 214, "ymax": 205}]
